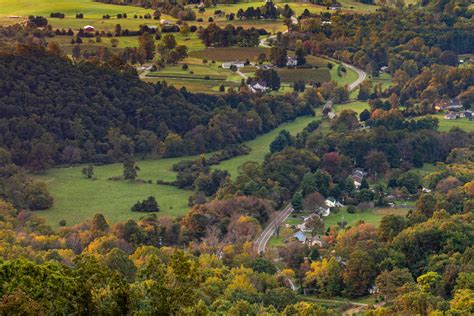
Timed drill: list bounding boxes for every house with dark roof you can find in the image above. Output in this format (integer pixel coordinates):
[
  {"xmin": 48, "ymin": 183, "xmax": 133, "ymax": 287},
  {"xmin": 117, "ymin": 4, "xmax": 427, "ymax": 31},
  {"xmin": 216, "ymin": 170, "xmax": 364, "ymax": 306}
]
[
  {"xmin": 249, "ymin": 81, "xmax": 269, "ymax": 93},
  {"xmin": 351, "ymin": 168, "xmax": 366, "ymax": 189},
  {"xmin": 446, "ymin": 98, "xmax": 464, "ymax": 111}
]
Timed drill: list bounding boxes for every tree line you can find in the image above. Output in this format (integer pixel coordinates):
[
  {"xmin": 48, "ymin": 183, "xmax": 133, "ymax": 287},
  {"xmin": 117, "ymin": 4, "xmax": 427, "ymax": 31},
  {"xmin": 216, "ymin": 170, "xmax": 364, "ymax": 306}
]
[{"xmin": 0, "ymin": 45, "xmax": 314, "ymax": 172}]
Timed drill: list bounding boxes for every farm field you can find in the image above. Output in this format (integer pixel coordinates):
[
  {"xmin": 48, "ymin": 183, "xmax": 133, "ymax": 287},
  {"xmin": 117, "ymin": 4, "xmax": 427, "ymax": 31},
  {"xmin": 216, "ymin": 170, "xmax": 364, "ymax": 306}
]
[
  {"xmin": 189, "ymin": 47, "xmax": 271, "ymax": 62},
  {"xmin": 0, "ymin": 0, "xmax": 153, "ymax": 18},
  {"xmin": 216, "ymin": 115, "xmax": 317, "ymax": 177},
  {"xmin": 276, "ymin": 68, "xmax": 331, "ymax": 83},
  {"xmin": 324, "ymin": 207, "xmax": 410, "ymax": 228},
  {"xmin": 432, "ymin": 113, "xmax": 474, "ymax": 132},
  {"xmin": 371, "ymin": 72, "xmax": 393, "ymax": 91},
  {"xmin": 147, "ymin": 64, "xmax": 228, "ymax": 80},
  {"xmin": 330, "ymin": 62, "xmax": 359, "ymax": 87},
  {"xmin": 33, "ymin": 115, "xmax": 316, "ymax": 228},
  {"xmin": 334, "ymin": 100, "xmax": 370, "ymax": 114}
]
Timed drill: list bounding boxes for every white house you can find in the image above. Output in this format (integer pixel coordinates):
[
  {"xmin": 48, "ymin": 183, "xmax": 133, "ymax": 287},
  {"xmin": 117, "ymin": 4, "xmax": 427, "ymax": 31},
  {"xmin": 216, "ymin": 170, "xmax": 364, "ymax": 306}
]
[
  {"xmin": 249, "ymin": 82, "xmax": 269, "ymax": 93},
  {"xmin": 222, "ymin": 60, "xmax": 245, "ymax": 69},
  {"xmin": 325, "ymin": 197, "xmax": 342, "ymax": 208}
]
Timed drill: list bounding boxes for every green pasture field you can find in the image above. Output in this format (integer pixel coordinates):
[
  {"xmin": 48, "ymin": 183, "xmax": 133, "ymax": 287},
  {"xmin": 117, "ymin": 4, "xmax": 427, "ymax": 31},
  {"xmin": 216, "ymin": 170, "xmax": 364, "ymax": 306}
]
[
  {"xmin": 189, "ymin": 47, "xmax": 271, "ymax": 62},
  {"xmin": 33, "ymin": 115, "xmax": 317, "ymax": 228},
  {"xmin": 306, "ymin": 55, "xmax": 331, "ymax": 68},
  {"xmin": 277, "ymin": 68, "xmax": 331, "ymax": 83},
  {"xmin": 0, "ymin": 0, "xmax": 153, "ymax": 18},
  {"xmin": 334, "ymin": 100, "xmax": 370, "ymax": 114},
  {"xmin": 51, "ymin": 31, "xmax": 205, "ymax": 54},
  {"xmin": 329, "ymin": 62, "xmax": 359, "ymax": 87},
  {"xmin": 431, "ymin": 113, "xmax": 474, "ymax": 132},
  {"xmin": 147, "ymin": 63, "xmax": 229, "ymax": 80},
  {"xmin": 34, "ymin": 164, "xmax": 193, "ymax": 229},
  {"xmin": 215, "ymin": 115, "xmax": 317, "ymax": 177},
  {"xmin": 323, "ymin": 207, "xmax": 410, "ymax": 228},
  {"xmin": 371, "ymin": 72, "xmax": 393, "ymax": 91}
]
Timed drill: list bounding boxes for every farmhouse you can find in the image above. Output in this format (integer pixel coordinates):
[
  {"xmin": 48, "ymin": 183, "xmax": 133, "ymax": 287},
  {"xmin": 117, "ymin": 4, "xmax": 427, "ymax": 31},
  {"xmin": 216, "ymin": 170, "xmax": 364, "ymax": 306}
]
[
  {"xmin": 325, "ymin": 197, "xmax": 343, "ymax": 208},
  {"xmin": 249, "ymin": 82, "xmax": 269, "ymax": 93},
  {"xmin": 83, "ymin": 25, "xmax": 95, "ymax": 32},
  {"xmin": 222, "ymin": 60, "xmax": 245, "ymax": 69}
]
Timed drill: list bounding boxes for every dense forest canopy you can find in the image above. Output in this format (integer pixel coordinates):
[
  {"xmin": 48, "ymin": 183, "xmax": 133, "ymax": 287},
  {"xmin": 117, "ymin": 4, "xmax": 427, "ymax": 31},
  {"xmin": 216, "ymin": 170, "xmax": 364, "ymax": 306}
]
[{"xmin": 0, "ymin": 46, "xmax": 313, "ymax": 169}]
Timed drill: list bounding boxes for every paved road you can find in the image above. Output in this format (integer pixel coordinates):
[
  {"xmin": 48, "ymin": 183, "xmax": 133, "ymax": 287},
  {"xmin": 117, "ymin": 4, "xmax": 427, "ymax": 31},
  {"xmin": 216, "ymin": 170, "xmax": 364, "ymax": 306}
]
[
  {"xmin": 254, "ymin": 203, "xmax": 294, "ymax": 254},
  {"xmin": 259, "ymin": 15, "xmax": 296, "ymax": 48},
  {"xmin": 236, "ymin": 69, "xmax": 248, "ymax": 80},
  {"xmin": 254, "ymin": 62, "xmax": 366, "ymax": 253},
  {"xmin": 343, "ymin": 62, "xmax": 367, "ymax": 91}
]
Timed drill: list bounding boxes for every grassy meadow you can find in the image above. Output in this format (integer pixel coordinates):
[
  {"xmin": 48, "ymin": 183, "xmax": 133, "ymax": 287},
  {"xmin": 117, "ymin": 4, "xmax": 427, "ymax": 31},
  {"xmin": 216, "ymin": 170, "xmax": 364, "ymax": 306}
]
[
  {"xmin": 324, "ymin": 207, "xmax": 409, "ymax": 228},
  {"xmin": 189, "ymin": 47, "xmax": 271, "ymax": 62},
  {"xmin": 33, "ymin": 115, "xmax": 316, "ymax": 228}
]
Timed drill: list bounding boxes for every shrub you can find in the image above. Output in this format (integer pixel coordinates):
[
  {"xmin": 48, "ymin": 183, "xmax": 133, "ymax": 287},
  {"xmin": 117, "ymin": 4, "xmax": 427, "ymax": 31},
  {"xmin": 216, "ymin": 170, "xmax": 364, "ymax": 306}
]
[
  {"xmin": 347, "ymin": 205, "xmax": 357, "ymax": 213},
  {"xmin": 131, "ymin": 196, "xmax": 160, "ymax": 212},
  {"xmin": 59, "ymin": 219, "xmax": 67, "ymax": 226}
]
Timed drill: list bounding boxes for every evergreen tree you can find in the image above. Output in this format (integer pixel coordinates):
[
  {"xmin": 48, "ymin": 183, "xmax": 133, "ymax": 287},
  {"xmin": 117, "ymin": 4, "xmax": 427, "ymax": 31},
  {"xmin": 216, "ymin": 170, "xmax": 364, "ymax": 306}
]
[{"xmin": 291, "ymin": 191, "xmax": 304, "ymax": 211}]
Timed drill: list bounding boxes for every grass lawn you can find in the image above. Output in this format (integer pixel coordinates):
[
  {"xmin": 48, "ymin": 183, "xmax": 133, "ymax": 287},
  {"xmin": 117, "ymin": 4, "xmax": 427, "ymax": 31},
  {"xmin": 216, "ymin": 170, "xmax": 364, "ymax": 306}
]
[
  {"xmin": 34, "ymin": 165, "xmax": 193, "ymax": 229},
  {"xmin": 147, "ymin": 65, "xmax": 228, "ymax": 80},
  {"xmin": 370, "ymin": 73, "xmax": 393, "ymax": 91},
  {"xmin": 329, "ymin": 62, "xmax": 359, "ymax": 87},
  {"xmin": 334, "ymin": 100, "xmax": 370, "ymax": 115},
  {"xmin": 189, "ymin": 47, "xmax": 271, "ymax": 62},
  {"xmin": 0, "ymin": 0, "xmax": 153, "ymax": 18},
  {"xmin": 33, "ymin": 115, "xmax": 317, "ymax": 228},
  {"xmin": 433, "ymin": 113, "xmax": 474, "ymax": 132},
  {"xmin": 216, "ymin": 115, "xmax": 317, "ymax": 177},
  {"xmin": 324, "ymin": 207, "xmax": 409, "ymax": 228}
]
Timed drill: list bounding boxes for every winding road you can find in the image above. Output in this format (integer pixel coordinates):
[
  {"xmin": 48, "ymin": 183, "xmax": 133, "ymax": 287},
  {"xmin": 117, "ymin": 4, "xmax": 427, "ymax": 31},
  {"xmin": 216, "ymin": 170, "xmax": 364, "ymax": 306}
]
[
  {"xmin": 344, "ymin": 62, "xmax": 367, "ymax": 91},
  {"xmin": 254, "ymin": 63, "xmax": 366, "ymax": 255}
]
